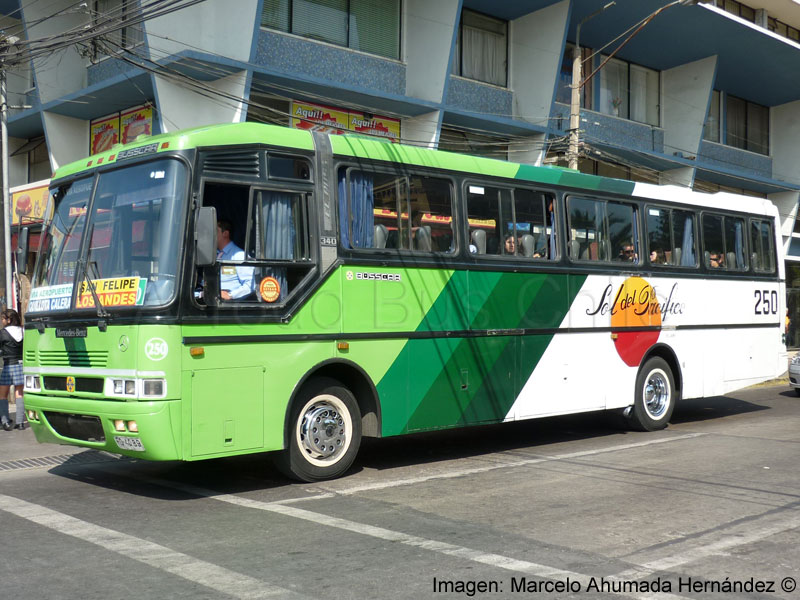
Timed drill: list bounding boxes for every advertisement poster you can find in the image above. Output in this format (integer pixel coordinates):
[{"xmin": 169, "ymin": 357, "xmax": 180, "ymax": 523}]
[
  {"xmin": 291, "ymin": 101, "xmax": 349, "ymax": 134},
  {"xmin": 90, "ymin": 113, "xmax": 120, "ymax": 155},
  {"xmin": 121, "ymin": 105, "xmax": 153, "ymax": 144},
  {"xmin": 10, "ymin": 180, "xmax": 50, "ymax": 225},
  {"xmin": 291, "ymin": 101, "xmax": 400, "ymax": 142},
  {"xmin": 349, "ymin": 110, "xmax": 400, "ymax": 141}
]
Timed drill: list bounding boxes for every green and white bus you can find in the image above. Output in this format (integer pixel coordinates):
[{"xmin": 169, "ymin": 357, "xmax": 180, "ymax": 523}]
[{"xmin": 21, "ymin": 123, "xmax": 786, "ymax": 481}]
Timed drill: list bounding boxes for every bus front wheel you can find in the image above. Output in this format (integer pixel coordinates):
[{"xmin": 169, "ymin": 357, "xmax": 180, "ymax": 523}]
[
  {"xmin": 629, "ymin": 357, "xmax": 675, "ymax": 432},
  {"xmin": 278, "ymin": 378, "xmax": 362, "ymax": 482}
]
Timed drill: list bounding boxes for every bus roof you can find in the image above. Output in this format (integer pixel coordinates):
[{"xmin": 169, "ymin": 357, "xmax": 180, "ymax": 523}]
[{"xmin": 53, "ymin": 122, "xmax": 315, "ymax": 180}]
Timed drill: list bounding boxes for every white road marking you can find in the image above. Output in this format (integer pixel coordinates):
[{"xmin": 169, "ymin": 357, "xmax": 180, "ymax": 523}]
[
  {"xmin": 324, "ymin": 433, "xmax": 707, "ymax": 496},
  {"xmin": 0, "ymin": 494, "xmax": 307, "ymax": 600},
  {"xmin": 136, "ymin": 477, "xmax": 598, "ymax": 587},
  {"xmin": 614, "ymin": 507, "xmax": 800, "ymax": 580}
]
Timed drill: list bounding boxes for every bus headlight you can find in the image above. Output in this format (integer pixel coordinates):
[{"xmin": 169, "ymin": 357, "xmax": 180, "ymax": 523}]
[
  {"xmin": 104, "ymin": 377, "xmax": 167, "ymax": 399},
  {"xmin": 24, "ymin": 375, "xmax": 41, "ymax": 392},
  {"xmin": 142, "ymin": 380, "xmax": 165, "ymax": 397}
]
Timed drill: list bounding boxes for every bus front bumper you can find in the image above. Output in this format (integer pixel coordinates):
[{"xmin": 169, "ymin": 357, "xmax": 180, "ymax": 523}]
[{"xmin": 24, "ymin": 394, "xmax": 182, "ymax": 461}]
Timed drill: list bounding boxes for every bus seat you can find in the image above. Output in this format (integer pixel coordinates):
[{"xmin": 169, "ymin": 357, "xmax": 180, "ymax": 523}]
[
  {"xmin": 471, "ymin": 229, "xmax": 486, "ymax": 254},
  {"xmin": 374, "ymin": 224, "xmax": 388, "ymax": 248},
  {"xmin": 751, "ymin": 252, "xmax": 758, "ymax": 268},
  {"xmin": 704, "ymin": 250, "xmax": 711, "ymax": 267},
  {"xmin": 520, "ymin": 234, "xmax": 535, "ymax": 257},
  {"xmin": 569, "ymin": 240, "xmax": 580, "ymax": 259},
  {"xmin": 726, "ymin": 251, "xmax": 736, "ymax": 269},
  {"xmin": 415, "ymin": 225, "xmax": 432, "ymax": 251},
  {"xmin": 672, "ymin": 247, "xmax": 681, "ymax": 266}
]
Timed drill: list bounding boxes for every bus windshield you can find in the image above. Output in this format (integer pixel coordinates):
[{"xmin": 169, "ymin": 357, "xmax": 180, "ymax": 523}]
[{"xmin": 28, "ymin": 159, "xmax": 188, "ymax": 314}]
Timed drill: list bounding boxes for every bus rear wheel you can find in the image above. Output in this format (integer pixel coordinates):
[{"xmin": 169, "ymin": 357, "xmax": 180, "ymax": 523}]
[
  {"xmin": 278, "ymin": 378, "xmax": 362, "ymax": 482},
  {"xmin": 628, "ymin": 357, "xmax": 675, "ymax": 432}
]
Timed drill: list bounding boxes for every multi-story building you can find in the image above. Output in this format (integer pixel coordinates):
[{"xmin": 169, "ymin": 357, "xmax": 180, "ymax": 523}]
[{"xmin": 2, "ymin": 0, "xmax": 800, "ymax": 338}]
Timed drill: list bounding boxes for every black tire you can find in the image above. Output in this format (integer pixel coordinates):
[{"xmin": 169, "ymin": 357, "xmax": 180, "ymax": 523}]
[
  {"xmin": 276, "ymin": 377, "xmax": 362, "ymax": 482},
  {"xmin": 628, "ymin": 357, "xmax": 676, "ymax": 432}
]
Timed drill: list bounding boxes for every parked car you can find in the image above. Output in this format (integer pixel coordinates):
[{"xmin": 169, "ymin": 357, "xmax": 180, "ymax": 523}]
[{"xmin": 789, "ymin": 354, "xmax": 800, "ymax": 396}]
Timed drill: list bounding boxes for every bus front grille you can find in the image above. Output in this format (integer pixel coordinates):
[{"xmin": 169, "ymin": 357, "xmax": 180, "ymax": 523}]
[
  {"xmin": 43, "ymin": 376, "xmax": 104, "ymax": 394},
  {"xmin": 44, "ymin": 412, "xmax": 105, "ymax": 442},
  {"xmin": 39, "ymin": 350, "xmax": 109, "ymax": 368}
]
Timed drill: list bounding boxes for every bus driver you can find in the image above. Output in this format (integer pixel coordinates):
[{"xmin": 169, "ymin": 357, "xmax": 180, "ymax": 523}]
[{"xmin": 217, "ymin": 220, "xmax": 255, "ymax": 300}]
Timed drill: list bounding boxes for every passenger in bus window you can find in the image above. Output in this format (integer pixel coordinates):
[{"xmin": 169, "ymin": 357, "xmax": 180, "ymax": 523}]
[
  {"xmin": 504, "ymin": 234, "xmax": 518, "ymax": 255},
  {"xmin": 650, "ymin": 248, "xmax": 666, "ymax": 264},
  {"xmin": 619, "ymin": 242, "xmax": 636, "ymax": 262},
  {"xmin": 217, "ymin": 220, "xmax": 255, "ymax": 300},
  {"xmin": 709, "ymin": 252, "xmax": 725, "ymax": 269}
]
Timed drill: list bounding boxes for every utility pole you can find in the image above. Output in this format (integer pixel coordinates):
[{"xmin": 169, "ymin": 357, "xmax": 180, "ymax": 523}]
[
  {"xmin": 1, "ymin": 39, "xmax": 13, "ymax": 309},
  {"xmin": 0, "ymin": 34, "xmax": 27, "ymax": 310},
  {"xmin": 568, "ymin": 2, "xmax": 615, "ymax": 171}
]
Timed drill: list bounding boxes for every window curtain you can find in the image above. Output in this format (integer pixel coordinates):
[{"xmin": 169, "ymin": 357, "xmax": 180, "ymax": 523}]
[
  {"xmin": 337, "ymin": 171, "xmax": 374, "ymax": 249},
  {"xmin": 461, "ymin": 26, "xmax": 506, "ymax": 86},
  {"xmin": 629, "ymin": 65, "xmax": 658, "ymax": 125},
  {"xmin": 747, "ymin": 102, "xmax": 769, "ymax": 155},
  {"xmin": 726, "ymin": 96, "xmax": 747, "ymax": 149},
  {"xmin": 734, "ymin": 219, "xmax": 745, "ymax": 268},
  {"xmin": 681, "ymin": 215, "xmax": 696, "ymax": 266},
  {"xmin": 262, "ymin": 191, "xmax": 294, "ymax": 300},
  {"xmin": 600, "ymin": 58, "xmax": 628, "ymax": 118}
]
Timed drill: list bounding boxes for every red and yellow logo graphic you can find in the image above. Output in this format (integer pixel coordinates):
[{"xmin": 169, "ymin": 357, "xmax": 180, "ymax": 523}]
[
  {"xmin": 588, "ymin": 277, "xmax": 684, "ymax": 367},
  {"xmin": 610, "ymin": 277, "xmax": 662, "ymax": 367},
  {"xmin": 259, "ymin": 276, "xmax": 281, "ymax": 303}
]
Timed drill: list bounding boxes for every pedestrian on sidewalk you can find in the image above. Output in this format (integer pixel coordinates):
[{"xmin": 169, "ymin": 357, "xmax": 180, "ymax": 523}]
[{"xmin": 0, "ymin": 308, "xmax": 24, "ymax": 430}]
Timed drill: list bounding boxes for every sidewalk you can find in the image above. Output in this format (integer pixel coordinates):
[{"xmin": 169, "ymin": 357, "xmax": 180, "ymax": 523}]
[{"xmin": 0, "ymin": 401, "xmax": 86, "ymax": 464}]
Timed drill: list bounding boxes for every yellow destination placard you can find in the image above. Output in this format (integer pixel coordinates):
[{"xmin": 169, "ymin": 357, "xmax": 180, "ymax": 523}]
[{"xmin": 77, "ymin": 277, "xmax": 146, "ymax": 308}]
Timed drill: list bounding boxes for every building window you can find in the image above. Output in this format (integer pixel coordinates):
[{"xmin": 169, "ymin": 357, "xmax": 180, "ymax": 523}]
[
  {"xmin": 95, "ymin": 0, "xmax": 143, "ymax": 52},
  {"xmin": 702, "ymin": 92, "xmax": 769, "ymax": 155},
  {"xmin": 599, "ymin": 56, "xmax": 659, "ymax": 126},
  {"xmin": 706, "ymin": 0, "xmax": 756, "ymax": 22},
  {"xmin": 261, "ymin": 0, "xmax": 401, "ymax": 60},
  {"xmin": 768, "ymin": 17, "xmax": 800, "ymax": 43},
  {"xmin": 453, "ymin": 9, "xmax": 508, "ymax": 87},
  {"xmin": 726, "ymin": 95, "xmax": 769, "ymax": 155},
  {"xmin": 703, "ymin": 90, "xmax": 721, "ymax": 143}
]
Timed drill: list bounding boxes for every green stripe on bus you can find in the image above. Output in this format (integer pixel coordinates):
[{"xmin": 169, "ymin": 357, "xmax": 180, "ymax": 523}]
[{"xmin": 377, "ymin": 271, "xmax": 586, "ymax": 435}]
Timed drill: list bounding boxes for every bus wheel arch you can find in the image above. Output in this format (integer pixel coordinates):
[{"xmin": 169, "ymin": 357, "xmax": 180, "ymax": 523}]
[
  {"xmin": 277, "ymin": 360, "xmax": 381, "ymax": 481},
  {"xmin": 628, "ymin": 346, "xmax": 681, "ymax": 432},
  {"xmin": 291, "ymin": 359, "xmax": 381, "ymax": 439},
  {"xmin": 642, "ymin": 344, "xmax": 683, "ymax": 403}
]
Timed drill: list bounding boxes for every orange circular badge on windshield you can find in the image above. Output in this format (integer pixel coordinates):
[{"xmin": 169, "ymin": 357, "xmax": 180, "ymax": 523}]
[{"xmin": 259, "ymin": 276, "xmax": 281, "ymax": 303}]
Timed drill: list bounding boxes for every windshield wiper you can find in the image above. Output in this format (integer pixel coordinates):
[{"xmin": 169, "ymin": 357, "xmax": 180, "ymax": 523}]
[{"xmin": 78, "ymin": 260, "xmax": 110, "ymax": 330}]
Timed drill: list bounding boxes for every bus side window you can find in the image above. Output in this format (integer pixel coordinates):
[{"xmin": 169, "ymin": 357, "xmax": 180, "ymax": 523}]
[
  {"xmin": 338, "ymin": 169, "xmax": 453, "ymax": 253},
  {"xmin": 466, "ymin": 184, "xmax": 504, "ymax": 256},
  {"xmin": 750, "ymin": 219, "xmax": 775, "ymax": 273},
  {"xmin": 702, "ymin": 214, "xmax": 725, "ymax": 269},
  {"xmin": 515, "ymin": 190, "xmax": 556, "ymax": 259}
]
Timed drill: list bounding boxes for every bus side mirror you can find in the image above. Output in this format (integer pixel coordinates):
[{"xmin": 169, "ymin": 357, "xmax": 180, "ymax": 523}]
[
  {"xmin": 195, "ymin": 206, "xmax": 217, "ymax": 266},
  {"xmin": 16, "ymin": 227, "xmax": 29, "ymax": 275}
]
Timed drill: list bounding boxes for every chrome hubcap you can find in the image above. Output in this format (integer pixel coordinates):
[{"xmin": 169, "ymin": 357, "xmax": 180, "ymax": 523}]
[
  {"xmin": 643, "ymin": 369, "xmax": 670, "ymax": 419},
  {"xmin": 298, "ymin": 399, "xmax": 348, "ymax": 463}
]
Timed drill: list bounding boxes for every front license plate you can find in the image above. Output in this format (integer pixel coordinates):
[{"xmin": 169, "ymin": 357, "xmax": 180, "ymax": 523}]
[{"xmin": 114, "ymin": 436, "xmax": 145, "ymax": 452}]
